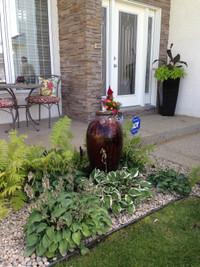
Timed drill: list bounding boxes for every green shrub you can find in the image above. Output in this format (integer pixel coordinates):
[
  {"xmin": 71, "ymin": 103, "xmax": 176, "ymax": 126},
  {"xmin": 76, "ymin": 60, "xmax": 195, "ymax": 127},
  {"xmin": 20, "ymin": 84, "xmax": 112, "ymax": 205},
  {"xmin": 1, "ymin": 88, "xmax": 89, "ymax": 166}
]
[
  {"xmin": 147, "ymin": 169, "xmax": 191, "ymax": 196},
  {"xmin": 86, "ymin": 168, "xmax": 153, "ymax": 215},
  {"xmin": 24, "ymin": 184, "xmax": 111, "ymax": 259},
  {"xmin": 119, "ymin": 121, "xmax": 154, "ymax": 171}
]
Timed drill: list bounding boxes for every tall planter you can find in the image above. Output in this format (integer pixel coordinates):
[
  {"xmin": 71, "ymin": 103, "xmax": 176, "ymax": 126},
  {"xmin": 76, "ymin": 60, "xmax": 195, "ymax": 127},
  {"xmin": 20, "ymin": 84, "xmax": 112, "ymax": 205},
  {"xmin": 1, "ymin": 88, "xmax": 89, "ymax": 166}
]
[
  {"xmin": 86, "ymin": 111, "xmax": 123, "ymax": 172},
  {"xmin": 159, "ymin": 78, "xmax": 180, "ymax": 116}
]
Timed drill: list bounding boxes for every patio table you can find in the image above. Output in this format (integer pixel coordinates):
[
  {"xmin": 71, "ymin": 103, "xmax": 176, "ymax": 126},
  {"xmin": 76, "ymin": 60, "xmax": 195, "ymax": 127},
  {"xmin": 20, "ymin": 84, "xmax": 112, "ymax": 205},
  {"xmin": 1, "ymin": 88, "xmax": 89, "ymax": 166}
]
[{"xmin": 0, "ymin": 83, "xmax": 43, "ymax": 131}]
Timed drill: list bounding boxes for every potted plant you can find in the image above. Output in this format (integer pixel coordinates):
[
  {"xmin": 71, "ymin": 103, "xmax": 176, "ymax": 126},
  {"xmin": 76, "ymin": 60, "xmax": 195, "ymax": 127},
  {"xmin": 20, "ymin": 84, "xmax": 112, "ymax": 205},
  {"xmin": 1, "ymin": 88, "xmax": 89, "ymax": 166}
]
[{"xmin": 153, "ymin": 43, "xmax": 187, "ymax": 116}]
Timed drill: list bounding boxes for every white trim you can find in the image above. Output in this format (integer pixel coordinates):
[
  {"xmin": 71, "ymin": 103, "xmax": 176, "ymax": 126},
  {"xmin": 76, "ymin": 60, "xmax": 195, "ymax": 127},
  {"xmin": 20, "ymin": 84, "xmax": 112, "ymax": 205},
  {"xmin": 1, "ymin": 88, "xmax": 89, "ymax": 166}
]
[
  {"xmin": 151, "ymin": 8, "xmax": 162, "ymax": 106},
  {"xmin": 109, "ymin": 0, "xmax": 115, "ymax": 93},
  {"xmin": 139, "ymin": 7, "xmax": 149, "ymax": 106},
  {"xmin": 102, "ymin": 3, "xmax": 110, "ymax": 96},
  {"xmin": 116, "ymin": 0, "xmax": 161, "ymax": 11}
]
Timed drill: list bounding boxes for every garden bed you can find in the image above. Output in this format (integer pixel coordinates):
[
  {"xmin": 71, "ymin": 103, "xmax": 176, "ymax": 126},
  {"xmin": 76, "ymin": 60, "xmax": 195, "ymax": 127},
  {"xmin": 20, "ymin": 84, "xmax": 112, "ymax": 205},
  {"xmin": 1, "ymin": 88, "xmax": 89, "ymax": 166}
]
[{"xmin": 0, "ymin": 155, "xmax": 199, "ymax": 267}]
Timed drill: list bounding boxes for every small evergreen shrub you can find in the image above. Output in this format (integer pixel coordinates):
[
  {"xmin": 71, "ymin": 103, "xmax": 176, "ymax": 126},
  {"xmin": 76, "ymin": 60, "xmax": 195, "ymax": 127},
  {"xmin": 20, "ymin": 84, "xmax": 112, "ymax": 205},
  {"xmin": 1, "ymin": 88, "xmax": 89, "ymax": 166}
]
[{"xmin": 147, "ymin": 169, "xmax": 191, "ymax": 196}]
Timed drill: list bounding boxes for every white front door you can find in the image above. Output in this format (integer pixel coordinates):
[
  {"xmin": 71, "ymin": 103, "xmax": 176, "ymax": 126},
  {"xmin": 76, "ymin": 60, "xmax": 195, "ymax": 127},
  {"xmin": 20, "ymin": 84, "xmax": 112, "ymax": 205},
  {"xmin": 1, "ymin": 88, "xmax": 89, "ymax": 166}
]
[
  {"xmin": 102, "ymin": 0, "xmax": 161, "ymax": 108},
  {"xmin": 113, "ymin": 2, "xmax": 144, "ymax": 106}
]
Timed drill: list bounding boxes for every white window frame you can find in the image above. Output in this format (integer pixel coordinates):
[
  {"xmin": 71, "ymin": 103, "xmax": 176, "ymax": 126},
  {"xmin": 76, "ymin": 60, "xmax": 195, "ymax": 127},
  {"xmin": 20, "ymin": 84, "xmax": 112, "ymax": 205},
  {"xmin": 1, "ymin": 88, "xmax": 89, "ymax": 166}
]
[{"xmin": 0, "ymin": 0, "xmax": 57, "ymax": 86}]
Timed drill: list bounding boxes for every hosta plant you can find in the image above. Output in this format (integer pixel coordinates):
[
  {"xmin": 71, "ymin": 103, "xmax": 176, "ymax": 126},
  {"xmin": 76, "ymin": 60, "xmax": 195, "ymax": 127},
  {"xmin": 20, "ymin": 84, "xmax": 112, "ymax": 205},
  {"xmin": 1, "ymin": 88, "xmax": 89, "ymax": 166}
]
[
  {"xmin": 24, "ymin": 181, "xmax": 111, "ymax": 259},
  {"xmin": 85, "ymin": 168, "xmax": 153, "ymax": 215},
  {"xmin": 147, "ymin": 168, "xmax": 191, "ymax": 195}
]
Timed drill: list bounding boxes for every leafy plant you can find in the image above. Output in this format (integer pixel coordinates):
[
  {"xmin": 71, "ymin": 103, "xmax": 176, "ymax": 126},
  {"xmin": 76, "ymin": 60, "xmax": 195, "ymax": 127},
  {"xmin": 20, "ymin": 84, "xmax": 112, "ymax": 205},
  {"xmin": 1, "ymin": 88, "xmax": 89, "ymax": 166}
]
[
  {"xmin": 25, "ymin": 169, "xmax": 89, "ymax": 200},
  {"xmin": 24, "ymin": 181, "xmax": 111, "ymax": 259},
  {"xmin": 0, "ymin": 131, "xmax": 29, "ymax": 219},
  {"xmin": 188, "ymin": 166, "xmax": 200, "ymax": 187},
  {"xmin": 0, "ymin": 116, "xmax": 78, "ymax": 220},
  {"xmin": 119, "ymin": 120, "xmax": 154, "ymax": 171},
  {"xmin": 153, "ymin": 43, "xmax": 187, "ymax": 82},
  {"xmin": 85, "ymin": 168, "xmax": 153, "ymax": 215},
  {"xmin": 154, "ymin": 65, "xmax": 186, "ymax": 82},
  {"xmin": 146, "ymin": 169, "xmax": 191, "ymax": 196}
]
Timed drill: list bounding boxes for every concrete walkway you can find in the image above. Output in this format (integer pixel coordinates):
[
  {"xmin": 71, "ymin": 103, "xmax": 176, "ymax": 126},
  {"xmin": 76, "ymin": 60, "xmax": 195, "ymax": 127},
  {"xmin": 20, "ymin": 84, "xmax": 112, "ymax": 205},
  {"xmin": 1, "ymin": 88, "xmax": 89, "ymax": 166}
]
[{"xmin": 0, "ymin": 114, "xmax": 199, "ymax": 169}]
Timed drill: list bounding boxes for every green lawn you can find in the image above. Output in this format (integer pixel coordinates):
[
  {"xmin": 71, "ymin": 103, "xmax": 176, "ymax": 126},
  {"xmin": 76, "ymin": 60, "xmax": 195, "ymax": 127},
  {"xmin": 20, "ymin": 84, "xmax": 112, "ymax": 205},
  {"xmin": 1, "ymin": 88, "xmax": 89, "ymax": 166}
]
[{"xmin": 55, "ymin": 197, "xmax": 200, "ymax": 267}]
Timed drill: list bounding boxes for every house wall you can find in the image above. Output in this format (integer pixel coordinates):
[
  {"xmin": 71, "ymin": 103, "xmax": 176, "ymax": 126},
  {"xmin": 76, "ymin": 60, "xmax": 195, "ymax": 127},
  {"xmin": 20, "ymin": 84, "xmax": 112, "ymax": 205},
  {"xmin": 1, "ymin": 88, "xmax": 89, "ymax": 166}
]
[
  {"xmin": 58, "ymin": 0, "xmax": 171, "ymax": 122},
  {"xmin": 169, "ymin": 0, "xmax": 200, "ymax": 118}
]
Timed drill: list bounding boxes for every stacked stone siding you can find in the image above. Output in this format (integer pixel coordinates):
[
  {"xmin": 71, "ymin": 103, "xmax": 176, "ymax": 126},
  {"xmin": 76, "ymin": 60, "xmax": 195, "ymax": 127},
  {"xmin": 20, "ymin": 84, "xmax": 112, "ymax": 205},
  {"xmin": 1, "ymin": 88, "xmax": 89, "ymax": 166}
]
[{"xmin": 57, "ymin": 0, "xmax": 170, "ymax": 122}]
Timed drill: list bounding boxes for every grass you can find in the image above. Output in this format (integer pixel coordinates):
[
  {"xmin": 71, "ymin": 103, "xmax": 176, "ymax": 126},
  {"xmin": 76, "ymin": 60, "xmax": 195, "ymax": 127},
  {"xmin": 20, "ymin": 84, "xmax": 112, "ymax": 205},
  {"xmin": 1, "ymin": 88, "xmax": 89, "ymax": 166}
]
[{"xmin": 55, "ymin": 197, "xmax": 200, "ymax": 267}]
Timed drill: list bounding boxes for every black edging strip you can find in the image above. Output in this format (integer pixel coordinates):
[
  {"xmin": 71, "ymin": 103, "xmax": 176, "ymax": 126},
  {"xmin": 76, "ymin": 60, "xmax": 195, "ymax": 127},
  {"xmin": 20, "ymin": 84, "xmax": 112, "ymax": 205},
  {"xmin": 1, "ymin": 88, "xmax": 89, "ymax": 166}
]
[{"xmin": 48, "ymin": 194, "xmax": 200, "ymax": 267}]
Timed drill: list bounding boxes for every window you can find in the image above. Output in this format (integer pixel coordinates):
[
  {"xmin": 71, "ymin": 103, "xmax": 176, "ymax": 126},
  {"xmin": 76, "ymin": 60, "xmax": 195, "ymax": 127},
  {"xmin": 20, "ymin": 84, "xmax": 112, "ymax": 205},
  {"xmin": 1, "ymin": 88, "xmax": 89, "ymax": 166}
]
[{"xmin": 0, "ymin": 0, "xmax": 51, "ymax": 83}]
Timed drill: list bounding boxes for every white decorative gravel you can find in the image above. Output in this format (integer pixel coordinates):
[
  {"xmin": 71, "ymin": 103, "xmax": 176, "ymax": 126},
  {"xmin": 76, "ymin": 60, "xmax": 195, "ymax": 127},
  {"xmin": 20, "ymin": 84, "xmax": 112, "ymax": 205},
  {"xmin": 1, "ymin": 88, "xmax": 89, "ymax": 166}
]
[{"xmin": 0, "ymin": 156, "xmax": 199, "ymax": 267}]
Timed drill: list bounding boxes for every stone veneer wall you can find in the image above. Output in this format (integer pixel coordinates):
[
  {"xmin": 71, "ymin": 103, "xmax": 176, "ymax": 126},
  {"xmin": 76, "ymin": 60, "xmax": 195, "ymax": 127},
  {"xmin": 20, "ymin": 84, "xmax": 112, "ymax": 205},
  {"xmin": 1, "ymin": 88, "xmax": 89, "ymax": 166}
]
[{"xmin": 57, "ymin": 0, "xmax": 170, "ymax": 122}]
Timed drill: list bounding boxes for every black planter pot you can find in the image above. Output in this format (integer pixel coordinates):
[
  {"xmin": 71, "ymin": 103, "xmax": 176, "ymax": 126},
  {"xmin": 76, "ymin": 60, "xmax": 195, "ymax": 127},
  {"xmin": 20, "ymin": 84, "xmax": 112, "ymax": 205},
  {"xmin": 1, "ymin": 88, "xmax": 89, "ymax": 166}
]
[{"xmin": 159, "ymin": 78, "xmax": 180, "ymax": 116}]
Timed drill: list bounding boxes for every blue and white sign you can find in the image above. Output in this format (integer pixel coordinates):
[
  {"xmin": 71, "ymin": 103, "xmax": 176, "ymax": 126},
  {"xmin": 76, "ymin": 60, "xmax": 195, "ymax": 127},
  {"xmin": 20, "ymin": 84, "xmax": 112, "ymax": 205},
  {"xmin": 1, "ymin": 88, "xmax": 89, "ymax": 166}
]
[{"xmin": 130, "ymin": 116, "xmax": 141, "ymax": 135}]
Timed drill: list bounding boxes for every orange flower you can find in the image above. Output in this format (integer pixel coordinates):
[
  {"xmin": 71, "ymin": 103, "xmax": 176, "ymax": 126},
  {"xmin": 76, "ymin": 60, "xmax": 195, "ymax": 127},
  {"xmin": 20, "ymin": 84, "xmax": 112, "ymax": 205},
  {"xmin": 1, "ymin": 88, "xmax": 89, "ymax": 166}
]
[
  {"xmin": 113, "ymin": 103, "xmax": 116, "ymax": 106},
  {"xmin": 107, "ymin": 100, "xmax": 111, "ymax": 103},
  {"xmin": 105, "ymin": 105, "xmax": 108, "ymax": 109},
  {"xmin": 110, "ymin": 107, "xmax": 113, "ymax": 110}
]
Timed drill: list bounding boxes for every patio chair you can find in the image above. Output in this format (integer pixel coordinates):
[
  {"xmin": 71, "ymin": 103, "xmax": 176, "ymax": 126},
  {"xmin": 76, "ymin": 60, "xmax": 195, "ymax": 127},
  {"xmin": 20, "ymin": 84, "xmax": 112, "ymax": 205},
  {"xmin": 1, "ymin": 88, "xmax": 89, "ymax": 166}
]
[
  {"xmin": 0, "ymin": 97, "xmax": 16, "ymax": 131},
  {"xmin": 25, "ymin": 75, "xmax": 61, "ymax": 128}
]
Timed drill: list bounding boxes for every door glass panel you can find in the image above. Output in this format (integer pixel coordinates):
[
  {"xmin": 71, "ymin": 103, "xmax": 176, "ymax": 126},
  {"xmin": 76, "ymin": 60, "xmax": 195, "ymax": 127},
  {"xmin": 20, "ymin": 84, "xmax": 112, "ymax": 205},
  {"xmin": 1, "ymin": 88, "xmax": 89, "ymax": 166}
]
[
  {"xmin": 145, "ymin": 17, "xmax": 153, "ymax": 94},
  {"xmin": 0, "ymin": 17, "xmax": 6, "ymax": 83},
  {"xmin": 102, "ymin": 7, "xmax": 107, "ymax": 96},
  {"xmin": 118, "ymin": 12, "xmax": 137, "ymax": 95},
  {"xmin": 9, "ymin": 0, "xmax": 51, "ymax": 82}
]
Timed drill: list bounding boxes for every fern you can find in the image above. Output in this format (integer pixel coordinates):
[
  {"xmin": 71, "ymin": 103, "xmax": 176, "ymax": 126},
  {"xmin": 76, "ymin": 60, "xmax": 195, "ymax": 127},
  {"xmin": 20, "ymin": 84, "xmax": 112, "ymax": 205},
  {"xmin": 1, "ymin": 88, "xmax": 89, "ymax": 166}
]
[
  {"xmin": 10, "ymin": 190, "xmax": 27, "ymax": 211},
  {"xmin": 0, "ymin": 131, "xmax": 31, "ymax": 219},
  {"xmin": 49, "ymin": 116, "xmax": 73, "ymax": 151},
  {"xmin": 0, "ymin": 139, "xmax": 9, "ymax": 171},
  {"xmin": 0, "ymin": 198, "xmax": 10, "ymax": 220},
  {"xmin": 119, "ymin": 120, "xmax": 154, "ymax": 170}
]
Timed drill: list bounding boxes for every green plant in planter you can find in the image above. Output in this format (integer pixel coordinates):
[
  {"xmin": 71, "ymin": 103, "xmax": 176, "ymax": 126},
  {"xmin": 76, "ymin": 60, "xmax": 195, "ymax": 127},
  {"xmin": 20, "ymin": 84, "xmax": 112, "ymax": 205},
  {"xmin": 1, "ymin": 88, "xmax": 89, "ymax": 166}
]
[{"xmin": 153, "ymin": 43, "xmax": 187, "ymax": 82}]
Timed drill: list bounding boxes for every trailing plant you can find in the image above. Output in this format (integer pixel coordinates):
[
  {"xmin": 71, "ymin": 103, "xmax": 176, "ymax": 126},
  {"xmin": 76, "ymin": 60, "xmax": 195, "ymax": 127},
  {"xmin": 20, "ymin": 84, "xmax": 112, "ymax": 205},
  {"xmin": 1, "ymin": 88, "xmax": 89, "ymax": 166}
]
[
  {"xmin": 154, "ymin": 65, "xmax": 186, "ymax": 82},
  {"xmin": 119, "ymin": 120, "xmax": 154, "ymax": 171},
  {"xmin": 85, "ymin": 168, "xmax": 153, "ymax": 215},
  {"xmin": 146, "ymin": 169, "xmax": 191, "ymax": 196},
  {"xmin": 188, "ymin": 166, "xmax": 200, "ymax": 187},
  {"xmin": 153, "ymin": 43, "xmax": 187, "ymax": 82},
  {"xmin": 24, "ymin": 177, "xmax": 111, "ymax": 259}
]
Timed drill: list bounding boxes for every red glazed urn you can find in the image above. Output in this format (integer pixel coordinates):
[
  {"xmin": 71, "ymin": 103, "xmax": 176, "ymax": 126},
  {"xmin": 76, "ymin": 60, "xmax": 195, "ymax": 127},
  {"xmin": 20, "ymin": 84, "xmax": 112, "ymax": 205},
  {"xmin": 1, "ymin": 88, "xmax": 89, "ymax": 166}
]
[{"xmin": 86, "ymin": 111, "xmax": 123, "ymax": 172}]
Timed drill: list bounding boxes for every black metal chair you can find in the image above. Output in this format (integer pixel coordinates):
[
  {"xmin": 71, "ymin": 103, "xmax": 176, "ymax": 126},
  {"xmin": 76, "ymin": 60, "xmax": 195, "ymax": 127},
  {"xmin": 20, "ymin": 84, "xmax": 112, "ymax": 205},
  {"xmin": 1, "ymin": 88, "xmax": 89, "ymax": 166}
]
[{"xmin": 25, "ymin": 75, "xmax": 61, "ymax": 128}]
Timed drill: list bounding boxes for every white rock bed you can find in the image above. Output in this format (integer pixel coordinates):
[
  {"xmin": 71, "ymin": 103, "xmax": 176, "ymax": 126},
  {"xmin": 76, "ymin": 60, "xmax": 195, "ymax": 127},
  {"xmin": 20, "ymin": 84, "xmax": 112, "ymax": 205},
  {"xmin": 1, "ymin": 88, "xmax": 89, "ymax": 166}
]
[{"xmin": 0, "ymin": 156, "xmax": 199, "ymax": 267}]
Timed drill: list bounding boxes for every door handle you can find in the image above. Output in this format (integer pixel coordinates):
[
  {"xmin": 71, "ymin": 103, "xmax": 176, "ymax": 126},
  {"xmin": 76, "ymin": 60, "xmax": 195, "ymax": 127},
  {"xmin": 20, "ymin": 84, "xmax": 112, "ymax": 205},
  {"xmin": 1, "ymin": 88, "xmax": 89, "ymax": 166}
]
[{"xmin": 114, "ymin": 64, "xmax": 117, "ymax": 68}]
